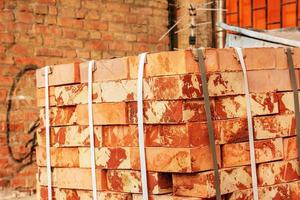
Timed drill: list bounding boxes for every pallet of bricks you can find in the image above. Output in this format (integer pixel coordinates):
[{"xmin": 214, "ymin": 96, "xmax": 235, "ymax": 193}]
[{"xmin": 35, "ymin": 47, "xmax": 300, "ymax": 200}]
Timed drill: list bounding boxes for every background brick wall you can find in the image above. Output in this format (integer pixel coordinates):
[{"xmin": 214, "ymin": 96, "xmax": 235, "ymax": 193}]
[{"xmin": 0, "ymin": 0, "xmax": 169, "ymax": 191}]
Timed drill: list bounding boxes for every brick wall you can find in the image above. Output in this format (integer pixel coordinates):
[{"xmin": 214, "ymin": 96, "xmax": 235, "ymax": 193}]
[{"xmin": 0, "ymin": 0, "xmax": 169, "ymax": 191}]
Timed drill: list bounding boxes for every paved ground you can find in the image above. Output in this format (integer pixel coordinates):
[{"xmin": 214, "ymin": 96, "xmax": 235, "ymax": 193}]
[{"xmin": 0, "ymin": 189, "xmax": 35, "ymax": 200}]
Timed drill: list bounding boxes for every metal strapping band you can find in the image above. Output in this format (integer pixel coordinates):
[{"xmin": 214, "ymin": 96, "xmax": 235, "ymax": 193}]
[
  {"xmin": 44, "ymin": 66, "xmax": 52, "ymax": 200},
  {"xmin": 286, "ymin": 48, "xmax": 300, "ymax": 161},
  {"xmin": 234, "ymin": 47, "xmax": 259, "ymax": 200},
  {"xmin": 137, "ymin": 52, "xmax": 149, "ymax": 200},
  {"xmin": 88, "ymin": 60, "xmax": 98, "ymax": 200},
  {"xmin": 197, "ymin": 49, "xmax": 221, "ymax": 200}
]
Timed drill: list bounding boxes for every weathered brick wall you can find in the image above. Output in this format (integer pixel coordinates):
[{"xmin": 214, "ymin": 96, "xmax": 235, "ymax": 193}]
[{"xmin": 0, "ymin": 0, "xmax": 169, "ymax": 191}]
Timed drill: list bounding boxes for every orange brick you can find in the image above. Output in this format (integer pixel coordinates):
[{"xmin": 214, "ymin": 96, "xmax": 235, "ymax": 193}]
[
  {"xmin": 101, "ymin": 79, "xmax": 136, "ymax": 102},
  {"xmin": 144, "ymin": 50, "xmax": 198, "ymax": 77},
  {"xmin": 244, "ymin": 48, "xmax": 276, "ymax": 70},
  {"xmin": 38, "ymin": 167, "xmax": 107, "ymax": 190},
  {"xmin": 132, "ymin": 194, "xmax": 205, "ymax": 200},
  {"xmin": 76, "ymin": 103, "xmax": 127, "ymax": 125},
  {"xmin": 79, "ymin": 147, "xmax": 132, "ymax": 169},
  {"xmin": 37, "ymin": 125, "xmax": 103, "ymax": 147},
  {"xmin": 56, "ymin": 83, "xmax": 102, "ymax": 105},
  {"xmin": 207, "ymin": 72, "xmax": 244, "ymax": 97},
  {"xmin": 258, "ymin": 159, "xmax": 300, "ymax": 186},
  {"xmin": 275, "ymin": 48, "xmax": 288, "ymax": 69},
  {"xmin": 188, "ymin": 118, "xmax": 248, "ymax": 145},
  {"xmin": 39, "ymin": 187, "xmax": 132, "ymax": 200},
  {"xmin": 204, "ymin": 48, "xmax": 241, "ymax": 72},
  {"xmin": 222, "ymin": 138, "xmax": 283, "ymax": 167},
  {"xmin": 217, "ymin": 48, "xmax": 241, "ymax": 71},
  {"xmin": 80, "ymin": 57, "xmax": 129, "ymax": 83},
  {"xmin": 183, "ymin": 100, "xmax": 208, "ymax": 122},
  {"xmin": 39, "ymin": 106, "xmax": 77, "ymax": 127},
  {"xmin": 107, "ymin": 170, "xmax": 172, "ymax": 194},
  {"xmin": 36, "ymin": 87, "xmax": 55, "ymax": 107},
  {"xmin": 290, "ymin": 181, "xmax": 300, "ymax": 199},
  {"xmin": 128, "ymin": 101, "xmax": 182, "ymax": 124},
  {"xmin": 248, "ymin": 69, "xmax": 300, "ymax": 93},
  {"xmin": 228, "ymin": 183, "xmax": 290, "ymax": 200},
  {"xmin": 36, "ymin": 146, "xmax": 79, "ymax": 167},
  {"xmin": 130, "ymin": 146, "xmax": 220, "ymax": 173},
  {"xmin": 36, "ymin": 62, "xmax": 80, "ymax": 88},
  {"xmin": 214, "ymin": 92, "xmax": 278, "ymax": 119},
  {"xmin": 293, "ymin": 48, "xmax": 300, "ymax": 68},
  {"xmin": 254, "ymin": 114, "xmax": 295, "ymax": 139},
  {"xmin": 173, "ymin": 166, "xmax": 252, "ymax": 198},
  {"xmin": 283, "ymin": 136, "xmax": 298, "ymax": 160},
  {"xmin": 277, "ymin": 91, "xmax": 300, "ymax": 114}
]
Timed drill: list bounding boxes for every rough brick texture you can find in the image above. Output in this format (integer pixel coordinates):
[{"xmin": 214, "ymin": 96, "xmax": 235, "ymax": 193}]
[{"xmin": 0, "ymin": 0, "xmax": 169, "ymax": 191}]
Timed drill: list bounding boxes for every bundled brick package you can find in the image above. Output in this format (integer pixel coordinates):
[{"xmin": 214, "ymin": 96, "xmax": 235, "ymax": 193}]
[{"xmin": 35, "ymin": 48, "xmax": 300, "ymax": 199}]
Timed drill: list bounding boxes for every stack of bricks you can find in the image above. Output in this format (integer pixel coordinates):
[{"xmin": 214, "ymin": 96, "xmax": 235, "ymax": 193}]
[{"xmin": 35, "ymin": 47, "xmax": 300, "ymax": 199}]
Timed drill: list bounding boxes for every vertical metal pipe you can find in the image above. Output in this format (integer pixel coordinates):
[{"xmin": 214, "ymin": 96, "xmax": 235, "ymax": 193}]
[{"xmin": 215, "ymin": 0, "xmax": 225, "ymax": 48}]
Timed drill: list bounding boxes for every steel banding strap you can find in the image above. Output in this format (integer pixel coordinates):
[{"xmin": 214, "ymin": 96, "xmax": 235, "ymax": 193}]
[
  {"xmin": 88, "ymin": 60, "xmax": 98, "ymax": 200},
  {"xmin": 197, "ymin": 49, "xmax": 221, "ymax": 200},
  {"xmin": 44, "ymin": 66, "xmax": 52, "ymax": 200},
  {"xmin": 286, "ymin": 48, "xmax": 300, "ymax": 161},
  {"xmin": 234, "ymin": 47, "xmax": 259, "ymax": 200},
  {"xmin": 137, "ymin": 52, "xmax": 149, "ymax": 200}
]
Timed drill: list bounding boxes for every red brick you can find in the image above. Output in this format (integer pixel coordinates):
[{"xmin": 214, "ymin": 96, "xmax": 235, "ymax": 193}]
[
  {"xmin": 183, "ymin": 100, "xmax": 208, "ymax": 122},
  {"xmin": 0, "ymin": 11, "xmax": 14, "ymax": 22},
  {"xmin": 0, "ymin": 33, "xmax": 14, "ymax": 43},
  {"xmin": 84, "ymin": 20, "xmax": 108, "ymax": 30},
  {"xmin": 15, "ymin": 57, "xmax": 45, "ymax": 66},
  {"xmin": 0, "ymin": 89, "xmax": 7, "ymax": 103},
  {"xmin": 38, "ymin": 0, "xmax": 56, "ymax": 5},
  {"xmin": 57, "ymin": 17, "xmax": 83, "ymax": 28},
  {"xmin": 0, "ymin": 76, "xmax": 13, "ymax": 86},
  {"xmin": 15, "ymin": 12, "xmax": 35, "ymax": 23},
  {"xmin": 85, "ymin": 40, "xmax": 108, "ymax": 50},
  {"xmin": 35, "ymin": 47, "xmax": 63, "ymax": 57},
  {"xmin": 10, "ymin": 44, "xmax": 30, "ymax": 55},
  {"xmin": 109, "ymin": 41, "xmax": 132, "ymax": 51}
]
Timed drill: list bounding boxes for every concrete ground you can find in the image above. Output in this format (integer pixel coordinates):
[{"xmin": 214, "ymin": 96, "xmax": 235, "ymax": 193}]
[{"xmin": 0, "ymin": 189, "xmax": 35, "ymax": 200}]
